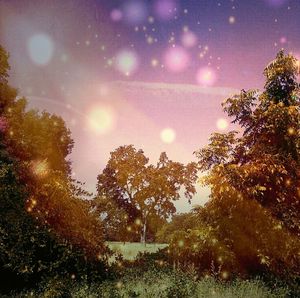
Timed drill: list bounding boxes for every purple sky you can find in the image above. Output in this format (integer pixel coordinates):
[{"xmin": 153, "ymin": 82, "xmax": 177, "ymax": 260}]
[{"xmin": 0, "ymin": 0, "xmax": 299, "ymax": 212}]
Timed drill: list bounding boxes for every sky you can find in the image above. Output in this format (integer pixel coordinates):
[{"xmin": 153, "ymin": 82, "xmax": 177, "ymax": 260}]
[{"xmin": 0, "ymin": 0, "xmax": 300, "ymax": 212}]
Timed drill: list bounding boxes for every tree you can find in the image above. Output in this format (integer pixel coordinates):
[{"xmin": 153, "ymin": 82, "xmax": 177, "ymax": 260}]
[
  {"xmin": 0, "ymin": 45, "xmax": 107, "ymax": 293},
  {"xmin": 156, "ymin": 212, "xmax": 199, "ymax": 243},
  {"xmin": 192, "ymin": 51, "xmax": 300, "ymax": 278},
  {"xmin": 195, "ymin": 51, "xmax": 300, "ymax": 236},
  {"xmin": 93, "ymin": 195, "xmax": 134, "ymax": 242},
  {"xmin": 96, "ymin": 145, "xmax": 198, "ymax": 243}
]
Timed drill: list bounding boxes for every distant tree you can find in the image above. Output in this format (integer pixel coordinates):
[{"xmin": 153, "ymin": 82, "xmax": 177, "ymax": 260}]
[
  {"xmin": 96, "ymin": 145, "xmax": 198, "ymax": 243},
  {"xmin": 156, "ymin": 212, "xmax": 198, "ymax": 243}
]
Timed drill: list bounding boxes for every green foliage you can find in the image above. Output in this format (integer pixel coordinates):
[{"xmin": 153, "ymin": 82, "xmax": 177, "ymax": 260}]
[
  {"xmin": 20, "ymin": 268, "xmax": 289, "ymax": 298},
  {"xmin": 156, "ymin": 212, "xmax": 199, "ymax": 243}
]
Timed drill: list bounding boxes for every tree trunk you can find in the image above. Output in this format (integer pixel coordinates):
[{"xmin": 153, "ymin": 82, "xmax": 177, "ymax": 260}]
[{"xmin": 140, "ymin": 216, "xmax": 147, "ymax": 245}]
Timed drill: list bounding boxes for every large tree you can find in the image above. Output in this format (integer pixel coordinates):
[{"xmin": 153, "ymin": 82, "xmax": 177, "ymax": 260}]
[
  {"xmin": 195, "ymin": 51, "xmax": 300, "ymax": 236},
  {"xmin": 96, "ymin": 145, "xmax": 198, "ymax": 243},
  {"xmin": 191, "ymin": 51, "xmax": 300, "ymax": 278},
  {"xmin": 0, "ymin": 45, "xmax": 106, "ymax": 293}
]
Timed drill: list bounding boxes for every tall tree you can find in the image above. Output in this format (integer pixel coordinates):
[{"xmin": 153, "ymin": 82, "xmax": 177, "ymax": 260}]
[
  {"xmin": 195, "ymin": 51, "xmax": 300, "ymax": 236},
  {"xmin": 192, "ymin": 51, "xmax": 300, "ymax": 278},
  {"xmin": 0, "ymin": 45, "xmax": 106, "ymax": 292},
  {"xmin": 96, "ymin": 145, "xmax": 198, "ymax": 243}
]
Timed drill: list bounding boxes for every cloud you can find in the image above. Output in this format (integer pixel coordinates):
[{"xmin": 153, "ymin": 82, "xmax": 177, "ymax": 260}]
[{"xmin": 108, "ymin": 80, "xmax": 240, "ymax": 98}]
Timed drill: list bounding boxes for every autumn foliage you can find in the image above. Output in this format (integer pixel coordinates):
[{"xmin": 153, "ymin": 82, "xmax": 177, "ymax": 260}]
[
  {"xmin": 165, "ymin": 51, "xmax": 300, "ymax": 282},
  {"xmin": 0, "ymin": 46, "xmax": 107, "ymax": 293}
]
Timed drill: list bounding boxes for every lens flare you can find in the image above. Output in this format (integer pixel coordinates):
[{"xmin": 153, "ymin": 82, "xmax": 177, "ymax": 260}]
[
  {"xmin": 160, "ymin": 128, "xmax": 176, "ymax": 144},
  {"xmin": 87, "ymin": 106, "xmax": 116, "ymax": 135},
  {"xmin": 32, "ymin": 159, "xmax": 49, "ymax": 177},
  {"xmin": 196, "ymin": 67, "xmax": 217, "ymax": 86},
  {"xmin": 229, "ymin": 16, "xmax": 236, "ymax": 24},
  {"xmin": 164, "ymin": 46, "xmax": 189, "ymax": 73},
  {"xmin": 110, "ymin": 9, "xmax": 123, "ymax": 22},
  {"xmin": 181, "ymin": 31, "xmax": 197, "ymax": 48},
  {"xmin": 27, "ymin": 33, "xmax": 54, "ymax": 66},
  {"xmin": 216, "ymin": 118, "xmax": 229, "ymax": 131},
  {"xmin": 115, "ymin": 49, "xmax": 139, "ymax": 76}
]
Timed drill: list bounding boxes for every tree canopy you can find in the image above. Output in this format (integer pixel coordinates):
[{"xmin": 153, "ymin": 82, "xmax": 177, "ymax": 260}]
[
  {"xmin": 162, "ymin": 51, "xmax": 300, "ymax": 281},
  {"xmin": 195, "ymin": 50, "xmax": 300, "ymax": 236},
  {"xmin": 96, "ymin": 145, "xmax": 198, "ymax": 242}
]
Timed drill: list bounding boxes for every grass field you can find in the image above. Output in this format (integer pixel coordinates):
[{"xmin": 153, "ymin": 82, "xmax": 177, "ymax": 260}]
[{"xmin": 107, "ymin": 242, "xmax": 168, "ymax": 260}]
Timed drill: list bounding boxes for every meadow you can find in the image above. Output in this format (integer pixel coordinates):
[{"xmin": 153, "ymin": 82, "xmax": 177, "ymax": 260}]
[{"xmin": 107, "ymin": 241, "xmax": 168, "ymax": 261}]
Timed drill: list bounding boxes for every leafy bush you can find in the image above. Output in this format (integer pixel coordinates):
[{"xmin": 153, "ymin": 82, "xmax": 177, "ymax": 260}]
[{"xmin": 20, "ymin": 268, "xmax": 290, "ymax": 297}]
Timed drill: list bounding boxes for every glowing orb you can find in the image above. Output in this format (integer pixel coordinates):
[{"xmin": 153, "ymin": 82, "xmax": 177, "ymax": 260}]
[
  {"xmin": 123, "ymin": 0, "xmax": 148, "ymax": 24},
  {"xmin": 164, "ymin": 47, "xmax": 189, "ymax": 73},
  {"xmin": 160, "ymin": 128, "xmax": 176, "ymax": 144},
  {"xmin": 27, "ymin": 34, "xmax": 54, "ymax": 66},
  {"xmin": 221, "ymin": 271, "xmax": 229, "ymax": 279},
  {"xmin": 181, "ymin": 31, "xmax": 197, "ymax": 48},
  {"xmin": 32, "ymin": 159, "xmax": 49, "ymax": 177},
  {"xmin": 87, "ymin": 106, "xmax": 115, "ymax": 134},
  {"xmin": 288, "ymin": 127, "xmax": 295, "ymax": 135},
  {"xmin": 151, "ymin": 58, "xmax": 159, "ymax": 67},
  {"xmin": 279, "ymin": 36, "xmax": 287, "ymax": 44},
  {"xmin": 216, "ymin": 118, "xmax": 229, "ymax": 131},
  {"xmin": 178, "ymin": 239, "xmax": 184, "ymax": 247},
  {"xmin": 229, "ymin": 16, "xmax": 236, "ymax": 24},
  {"xmin": 110, "ymin": 9, "xmax": 123, "ymax": 22},
  {"xmin": 115, "ymin": 49, "xmax": 139, "ymax": 76},
  {"xmin": 196, "ymin": 67, "xmax": 217, "ymax": 86},
  {"xmin": 135, "ymin": 218, "xmax": 141, "ymax": 225},
  {"xmin": 154, "ymin": 0, "xmax": 178, "ymax": 20}
]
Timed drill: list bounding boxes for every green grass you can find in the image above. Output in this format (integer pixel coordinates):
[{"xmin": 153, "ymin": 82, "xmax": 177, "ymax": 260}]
[
  {"xmin": 107, "ymin": 241, "xmax": 168, "ymax": 261},
  {"xmin": 17, "ymin": 243, "xmax": 293, "ymax": 297}
]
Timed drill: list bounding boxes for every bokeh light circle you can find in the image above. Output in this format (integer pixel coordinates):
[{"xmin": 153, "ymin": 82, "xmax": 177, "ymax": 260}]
[
  {"xmin": 164, "ymin": 46, "xmax": 190, "ymax": 73},
  {"xmin": 27, "ymin": 33, "xmax": 54, "ymax": 66},
  {"xmin": 181, "ymin": 31, "xmax": 197, "ymax": 48},
  {"xmin": 115, "ymin": 49, "xmax": 139, "ymax": 76},
  {"xmin": 196, "ymin": 67, "xmax": 217, "ymax": 86},
  {"xmin": 87, "ymin": 106, "xmax": 116, "ymax": 135},
  {"xmin": 216, "ymin": 118, "xmax": 229, "ymax": 131},
  {"xmin": 154, "ymin": 0, "xmax": 178, "ymax": 21},
  {"xmin": 110, "ymin": 9, "xmax": 123, "ymax": 22},
  {"xmin": 160, "ymin": 128, "xmax": 176, "ymax": 144}
]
